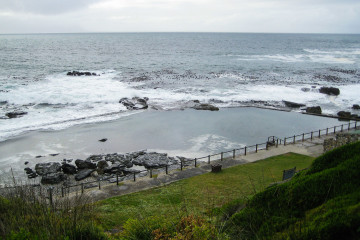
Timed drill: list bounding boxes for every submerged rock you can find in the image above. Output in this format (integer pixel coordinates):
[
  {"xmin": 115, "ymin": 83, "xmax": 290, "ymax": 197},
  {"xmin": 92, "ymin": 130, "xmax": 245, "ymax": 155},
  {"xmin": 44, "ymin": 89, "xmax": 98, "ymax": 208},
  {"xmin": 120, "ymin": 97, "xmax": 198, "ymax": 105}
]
[
  {"xmin": 306, "ymin": 106, "xmax": 322, "ymax": 115},
  {"xmin": 98, "ymin": 138, "xmax": 108, "ymax": 142},
  {"xmin": 283, "ymin": 100, "xmax": 306, "ymax": 108},
  {"xmin": 6, "ymin": 111, "xmax": 27, "ymax": 119},
  {"xmin": 67, "ymin": 71, "xmax": 98, "ymax": 76},
  {"xmin": 119, "ymin": 97, "xmax": 148, "ymax": 110},
  {"xmin": 192, "ymin": 103, "xmax": 219, "ymax": 111},
  {"xmin": 319, "ymin": 87, "xmax": 340, "ymax": 96}
]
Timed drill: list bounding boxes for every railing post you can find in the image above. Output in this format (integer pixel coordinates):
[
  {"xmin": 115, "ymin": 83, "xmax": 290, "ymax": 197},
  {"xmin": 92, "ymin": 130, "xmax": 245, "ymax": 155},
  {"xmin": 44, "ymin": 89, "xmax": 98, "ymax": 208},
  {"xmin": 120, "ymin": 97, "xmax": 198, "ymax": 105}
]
[
  {"xmin": 334, "ymin": 126, "xmax": 336, "ymax": 133},
  {"xmin": 116, "ymin": 173, "xmax": 119, "ymax": 186},
  {"xmin": 98, "ymin": 180, "xmax": 101, "ymax": 189},
  {"xmin": 276, "ymin": 139, "xmax": 279, "ymax": 147},
  {"xmin": 194, "ymin": 158, "xmax": 197, "ymax": 167},
  {"xmin": 355, "ymin": 121, "xmax": 357, "ymax": 129},
  {"xmin": 266, "ymin": 142, "xmax": 268, "ymax": 150},
  {"xmin": 326, "ymin": 128, "xmax": 328, "ymax": 135},
  {"xmin": 48, "ymin": 187, "xmax": 53, "ymax": 208},
  {"xmin": 133, "ymin": 172, "xmax": 136, "ymax": 182},
  {"xmin": 150, "ymin": 169, "xmax": 153, "ymax": 178},
  {"xmin": 293, "ymin": 135, "xmax": 295, "ymax": 144},
  {"xmin": 284, "ymin": 138, "xmax": 286, "ymax": 146},
  {"xmin": 233, "ymin": 149, "xmax": 235, "ymax": 159},
  {"xmin": 244, "ymin": 146, "xmax": 247, "ymax": 155},
  {"xmin": 81, "ymin": 183, "xmax": 84, "ymax": 194},
  {"xmin": 311, "ymin": 132, "xmax": 313, "ymax": 140},
  {"xmin": 221, "ymin": 152, "xmax": 223, "ymax": 161},
  {"xmin": 208, "ymin": 155, "xmax": 210, "ymax": 164},
  {"xmin": 166, "ymin": 165, "xmax": 168, "ymax": 174},
  {"xmin": 181, "ymin": 161, "xmax": 183, "ymax": 171},
  {"xmin": 255, "ymin": 144, "xmax": 258, "ymax": 153},
  {"xmin": 61, "ymin": 186, "xmax": 64, "ymax": 197},
  {"xmin": 341, "ymin": 125, "xmax": 343, "ymax": 132},
  {"xmin": 318, "ymin": 129, "xmax": 321, "ymax": 138},
  {"xmin": 302, "ymin": 133, "xmax": 305, "ymax": 141}
]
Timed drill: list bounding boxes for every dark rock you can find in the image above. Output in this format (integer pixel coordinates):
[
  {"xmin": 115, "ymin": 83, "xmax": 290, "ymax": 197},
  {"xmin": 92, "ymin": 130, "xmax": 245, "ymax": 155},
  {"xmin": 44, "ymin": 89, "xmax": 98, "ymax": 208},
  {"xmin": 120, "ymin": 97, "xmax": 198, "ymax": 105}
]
[
  {"xmin": 61, "ymin": 163, "xmax": 77, "ymax": 174},
  {"xmin": 75, "ymin": 169, "xmax": 95, "ymax": 181},
  {"xmin": 306, "ymin": 106, "xmax": 322, "ymax": 114},
  {"xmin": 301, "ymin": 87, "xmax": 310, "ymax": 92},
  {"xmin": 35, "ymin": 162, "xmax": 62, "ymax": 176},
  {"xmin": 133, "ymin": 152, "xmax": 170, "ymax": 168},
  {"xmin": 352, "ymin": 104, "xmax": 360, "ymax": 110},
  {"xmin": 193, "ymin": 100, "xmax": 200, "ymax": 103},
  {"xmin": 24, "ymin": 161, "xmax": 29, "ymax": 165},
  {"xmin": 28, "ymin": 172, "xmax": 38, "ymax": 179},
  {"xmin": 35, "ymin": 155, "xmax": 43, "ymax": 158},
  {"xmin": 104, "ymin": 153, "xmax": 133, "ymax": 168},
  {"xmin": 119, "ymin": 97, "xmax": 148, "ymax": 110},
  {"xmin": 283, "ymin": 100, "xmax": 306, "ymax": 108},
  {"xmin": 96, "ymin": 160, "xmax": 109, "ymax": 174},
  {"xmin": 98, "ymin": 138, "xmax": 107, "ymax": 142},
  {"xmin": 49, "ymin": 153, "xmax": 59, "ymax": 157},
  {"xmin": 192, "ymin": 103, "xmax": 219, "ymax": 111},
  {"xmin": 41, "ymin": 172, "xmax": 66, "ymax": 184},
  {"xmin": 66, "ymin": 71, "xmax": 98, "ymax": 76},
  {"xmin": 24, "ymin": 167, "xmax": 33, "ymax": 174},
  {"xmin": 351, "ymin": 114, "xmax": 359, "ymax": 119},
  {"xmin": 75, "ymin": 159, "xmax": 96, "ymax": 169},
  {"xmin": 6, "ymin": 111, "xmax": 27, "ymax": 118},
  {"xmin": 319, "ymin": 87, "xmax": 340, "ymax": 96},
  {"xmin": 103, "ymin": 163, "xmax": 125, "ymax": 174},
  {"xmin": 86, "ymin": 155, "xmax": 103, "ymax": 162},
  {"xmin": 337, "ymin": 111, "xmax": 351, "ymax": 118},
  {"xmin": 0, "ymin": 101, "xmax": 8, "ymax": 105}
]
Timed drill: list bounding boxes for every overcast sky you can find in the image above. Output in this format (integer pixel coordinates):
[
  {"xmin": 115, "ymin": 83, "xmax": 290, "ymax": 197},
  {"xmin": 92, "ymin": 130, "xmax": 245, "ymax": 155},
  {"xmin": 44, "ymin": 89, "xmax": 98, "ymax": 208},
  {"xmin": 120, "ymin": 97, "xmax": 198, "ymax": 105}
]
[{"xmin": 0, "ymin": 0, "xmax": 359, "ymax": 34}]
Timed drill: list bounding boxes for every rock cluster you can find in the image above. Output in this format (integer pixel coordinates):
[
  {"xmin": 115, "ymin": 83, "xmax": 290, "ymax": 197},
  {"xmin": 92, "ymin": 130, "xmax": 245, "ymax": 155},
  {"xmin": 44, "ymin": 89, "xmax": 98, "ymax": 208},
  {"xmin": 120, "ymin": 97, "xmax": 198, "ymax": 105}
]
[
  {"xmin": 283, "ymin": 100, "xmax": 305, "ymax": 108},
  {"xmin": 24, "ymin": 151, "xmax": 189, "ymax": 184},
  {"xmin": 67, "ymin": 71, "xmax": 98, "ymax": 76},
  {"xmin": 5, "ymin": 111, "xmax": 27, "ymax": 119}
]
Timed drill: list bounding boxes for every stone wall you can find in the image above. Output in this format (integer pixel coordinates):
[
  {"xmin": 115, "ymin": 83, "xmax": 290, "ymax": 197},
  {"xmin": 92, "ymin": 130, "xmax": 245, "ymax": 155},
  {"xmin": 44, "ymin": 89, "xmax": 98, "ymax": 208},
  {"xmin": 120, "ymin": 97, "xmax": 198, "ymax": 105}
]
[{"xmin": 323, "ymin": 133, "xmax": 360, "ymax": 152}]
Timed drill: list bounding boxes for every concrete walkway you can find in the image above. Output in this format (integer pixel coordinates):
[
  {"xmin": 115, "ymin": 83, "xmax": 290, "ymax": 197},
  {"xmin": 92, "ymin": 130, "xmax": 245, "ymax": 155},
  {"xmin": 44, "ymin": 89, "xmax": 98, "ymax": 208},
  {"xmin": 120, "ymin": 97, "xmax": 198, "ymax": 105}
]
[{"xmin": 80, "ymin": 134, "xmax": 334, "ymax": 202}]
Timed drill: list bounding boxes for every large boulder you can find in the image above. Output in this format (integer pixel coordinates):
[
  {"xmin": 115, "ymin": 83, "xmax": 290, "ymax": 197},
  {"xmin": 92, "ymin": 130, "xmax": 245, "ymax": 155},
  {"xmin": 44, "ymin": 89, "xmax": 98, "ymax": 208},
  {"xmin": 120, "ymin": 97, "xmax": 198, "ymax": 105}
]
[
  {"xmin": 75, "ymin": 169, "xmax": 95, "ymax": 181},
  {"xmin": 352, "ymin": 104, "xmax": 360, "ymax": 110},
  {"xmin": 283, "ymin": 100, "xmax": 306, "ymax": 108},
  {"xmin": 75, "ymin": 159, "xmax": 96, "ymax": 169},
  {"xmin": 96, "ymin": 160, "xmax": 109, "ymax": 174},
  {"xmin": 337, "ymin": 111, "xmax": 351, "ymax": 118},
  {"xmin": 41, "ymin": 172, "xmax": 66, "ymax": 184},
  {"xmin": 119, "ymin": 97, "xmax": 148, "ymax": 110},
  {"xmin": 104, "ymin": 153, "xmax": 133, "ymax": 167},
  {"xmin": 133, "ymin": 152, "xmax": 170, "ymax": 168},
  {"xmin": 35, "ymin": 162, "xmax": 62, "ymax": 176},
  {"xmin": 306, "ymin": 106, "xmax": 322, "ymax": 115},
  {"xmin": 319, "ymin": 87, "xmax": 340, "ymax": 96},
  {"xmin": 192, "ymin": 103, "xmax": 219, "ymax": 111},
  {"xmin": 103, "ymin": 163, "xmax": 125, "ymax": 174},
  {"xmin": 6, "ymin": 111, "xmax": 27, "ymax": 119},
  {"xmin": 61, "ymin": 163, "xmax": 77, "ymax": 174}
]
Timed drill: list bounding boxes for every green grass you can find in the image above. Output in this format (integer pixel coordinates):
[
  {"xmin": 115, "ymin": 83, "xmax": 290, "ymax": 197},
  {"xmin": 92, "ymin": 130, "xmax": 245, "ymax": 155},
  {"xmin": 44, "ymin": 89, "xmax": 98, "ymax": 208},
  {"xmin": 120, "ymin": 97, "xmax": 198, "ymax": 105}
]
[
  {"xmin": 226, "ymin": 141, "xmax": 360, "ymax": 239},
  {"xmin": 95, "ymin": 152, "xmax": 314, "ymax": 230}
]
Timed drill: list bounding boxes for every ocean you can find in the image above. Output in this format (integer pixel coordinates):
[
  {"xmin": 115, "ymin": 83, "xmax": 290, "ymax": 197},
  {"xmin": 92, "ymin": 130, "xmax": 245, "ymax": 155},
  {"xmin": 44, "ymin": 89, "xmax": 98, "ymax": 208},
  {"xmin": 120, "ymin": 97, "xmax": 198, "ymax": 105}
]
[{"xmin": 1, "ymin": 33, "xmax": 360, "ymax": 142}]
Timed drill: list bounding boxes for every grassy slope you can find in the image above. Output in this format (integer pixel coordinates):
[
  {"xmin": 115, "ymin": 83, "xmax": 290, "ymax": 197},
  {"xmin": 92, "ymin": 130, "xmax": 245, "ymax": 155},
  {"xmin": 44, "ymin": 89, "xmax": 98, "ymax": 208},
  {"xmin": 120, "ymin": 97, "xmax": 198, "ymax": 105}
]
[
  {"xmin": 95, "ymin": 153, "xmax": 314, "ymax": 229},
  {"xmin": 226, "ymin": 141, "xmax": 360, "ymax": 239}
]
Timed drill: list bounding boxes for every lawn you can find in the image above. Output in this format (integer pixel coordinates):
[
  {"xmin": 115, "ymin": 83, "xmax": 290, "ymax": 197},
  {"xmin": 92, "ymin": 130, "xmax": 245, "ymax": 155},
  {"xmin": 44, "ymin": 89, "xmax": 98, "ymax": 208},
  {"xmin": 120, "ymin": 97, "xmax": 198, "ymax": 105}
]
[{"xmin": 95, "ymin": 152, "xmax": 314, "ymax": 229}]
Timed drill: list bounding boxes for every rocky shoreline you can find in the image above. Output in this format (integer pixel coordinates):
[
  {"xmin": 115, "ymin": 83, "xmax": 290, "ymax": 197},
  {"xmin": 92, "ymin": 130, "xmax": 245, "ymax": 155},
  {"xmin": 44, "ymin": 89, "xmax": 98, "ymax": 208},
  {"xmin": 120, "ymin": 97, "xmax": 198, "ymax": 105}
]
[{"xmin": 23, "ymin": 150, "xmax": 194, "ymax": 186}]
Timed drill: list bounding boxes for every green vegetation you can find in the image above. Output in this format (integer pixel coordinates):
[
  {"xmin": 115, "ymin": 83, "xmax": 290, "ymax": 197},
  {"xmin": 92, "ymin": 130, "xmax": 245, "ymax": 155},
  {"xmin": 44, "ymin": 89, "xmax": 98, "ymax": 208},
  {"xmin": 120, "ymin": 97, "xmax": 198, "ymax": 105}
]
[
  {"xmin": 2, "ymin": 141, "xmax": 359, "ymax": 239},
  {"xmin": 96, "ymin": 153, "xmax": 313, "ymax": 231},
  {"xmin": 225, "ymin": 141, "xmax": 360, "ymax": 239}
]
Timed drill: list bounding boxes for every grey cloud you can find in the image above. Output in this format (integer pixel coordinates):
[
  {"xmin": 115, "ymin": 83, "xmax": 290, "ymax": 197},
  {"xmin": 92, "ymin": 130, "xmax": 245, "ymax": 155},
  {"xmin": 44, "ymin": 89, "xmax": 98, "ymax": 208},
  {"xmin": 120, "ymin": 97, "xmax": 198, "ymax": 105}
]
[{"xmin": 0, "ymin": 0, "xmax": 101, "ymax": 15}]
